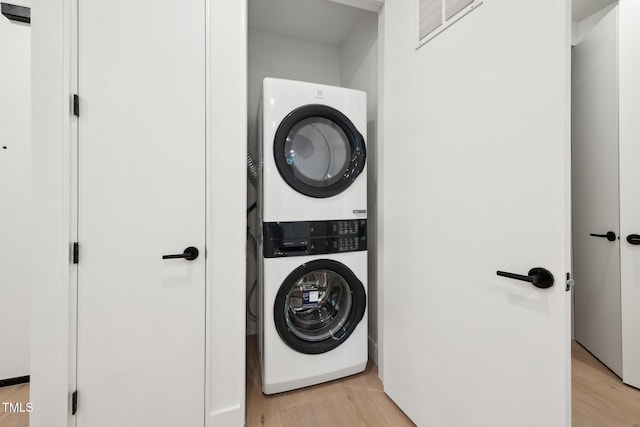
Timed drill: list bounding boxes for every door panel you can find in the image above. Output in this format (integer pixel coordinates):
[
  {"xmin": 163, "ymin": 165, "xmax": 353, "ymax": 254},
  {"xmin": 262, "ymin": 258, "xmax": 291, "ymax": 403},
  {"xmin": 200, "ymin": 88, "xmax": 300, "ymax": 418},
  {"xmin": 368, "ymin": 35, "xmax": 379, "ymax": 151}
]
[
  {"xmin": 572, "ymin": 8, "xmax": 622, "ymax": 376},
  {"xmin": 620, "ymin": 0, "xmax": 640, "ymax": 389},
  {"xmin": 0, "ymin": 1, "xmax": 31, "ymax": 380},
  {"xmin": 381, "ymin": 1, "xmax": 570, "ymax": 426},
  {"xmin": 77, "ymin": 1, "xmax": 205, "ymax": 426}
]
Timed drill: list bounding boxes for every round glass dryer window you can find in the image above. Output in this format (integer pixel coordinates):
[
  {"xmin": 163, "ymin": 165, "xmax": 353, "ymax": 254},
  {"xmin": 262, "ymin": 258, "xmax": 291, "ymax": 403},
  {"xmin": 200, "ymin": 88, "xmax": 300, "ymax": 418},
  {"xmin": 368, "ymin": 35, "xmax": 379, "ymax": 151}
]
[
  {"xmin": 274, "ymin": 105, "xmax": 366, "ymax": 198},
  {"xmin": 274, "ymin": 259, "xmax": 366, "ymax": 354},
  {"xmin": 284, "ymin": 118, "xmax": 350, "ymax": 188}
]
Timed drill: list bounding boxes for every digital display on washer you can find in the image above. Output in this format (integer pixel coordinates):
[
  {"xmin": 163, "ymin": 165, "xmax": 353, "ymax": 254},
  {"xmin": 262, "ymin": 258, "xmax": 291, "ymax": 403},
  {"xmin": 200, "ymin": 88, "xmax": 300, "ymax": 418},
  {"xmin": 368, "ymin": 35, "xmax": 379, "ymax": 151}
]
[{"xmin": 263, "ymin": 219, "xmax": 367, "ymax": 258}]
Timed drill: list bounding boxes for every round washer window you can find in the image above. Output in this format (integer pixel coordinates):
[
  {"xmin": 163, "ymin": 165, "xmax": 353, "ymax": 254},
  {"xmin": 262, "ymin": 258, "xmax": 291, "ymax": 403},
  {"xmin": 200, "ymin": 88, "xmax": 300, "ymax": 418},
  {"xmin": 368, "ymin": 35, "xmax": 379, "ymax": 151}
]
[
  {"xmin": 274, "ymin": 105, "xmax": 366, "ymax": 198},
  {"xmin": 285, "ymin": 269, "xmax": 353, "ymax": 342},
  {"xmin": 274, "ymin": 259, "xmax": 366, "ymax": 354}
]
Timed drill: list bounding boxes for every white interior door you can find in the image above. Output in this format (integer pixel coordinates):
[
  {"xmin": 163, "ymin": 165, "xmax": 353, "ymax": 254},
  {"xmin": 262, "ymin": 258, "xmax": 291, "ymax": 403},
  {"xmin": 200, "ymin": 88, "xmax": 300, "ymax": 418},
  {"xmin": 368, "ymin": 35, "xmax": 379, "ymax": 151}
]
[
  {"xmin": 571, "ymin": 7, "xmax": 622, "ymax": 377},
  {"xmin": 0, "ymin": 0, "xmax": 31, "ymax": 381},
  {"xmin": 76, "ymin": 1, "xmax": 205, "ymax": 425},
  {"xmin": 619, "ymin": 0, "xmax": 640, "ymax": 389},
  {"xmin": 381, "ymin": 1, "xmax": 571, "ymax": 426}
]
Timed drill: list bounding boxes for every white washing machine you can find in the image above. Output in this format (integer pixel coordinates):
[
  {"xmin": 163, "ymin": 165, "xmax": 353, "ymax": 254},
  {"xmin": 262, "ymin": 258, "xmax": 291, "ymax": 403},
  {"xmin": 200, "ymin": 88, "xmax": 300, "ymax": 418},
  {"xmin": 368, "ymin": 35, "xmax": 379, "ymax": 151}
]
[
  {"xmin": 259, "ymin": 221, "xmax": 368, "ymax": 394},
  {"xmin": 257, "ymin": 78, "xmax": 368, "ymax": 394},
  {"xmin": 259, "ymin": 78, "xmax": 367, "ymax": 223}
]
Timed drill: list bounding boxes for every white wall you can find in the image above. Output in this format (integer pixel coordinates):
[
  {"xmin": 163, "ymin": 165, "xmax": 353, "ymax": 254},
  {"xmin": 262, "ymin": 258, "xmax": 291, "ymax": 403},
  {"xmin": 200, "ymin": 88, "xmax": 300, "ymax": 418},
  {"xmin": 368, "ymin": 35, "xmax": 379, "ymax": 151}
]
[
  {"xmin": 340, "ymin": 10, "xmax": 379, "ymax": 364},
  {"xmin": 619, "ymin": 0, "xmax": 640, "ymax": 389},
  {"xmin": 0, "ymin": 0, "xmax": 31, "ymax": 381},
  {"xmin": 31, "ymin": 1, "xmax": 247, "ymax": 425},
  {"xmin": 246, "ymin": 29, "xmax": 342, "ymax": 335},
  {"xmin": 572, "ymin": 4, "xmax": 617, "ymax": 45}
]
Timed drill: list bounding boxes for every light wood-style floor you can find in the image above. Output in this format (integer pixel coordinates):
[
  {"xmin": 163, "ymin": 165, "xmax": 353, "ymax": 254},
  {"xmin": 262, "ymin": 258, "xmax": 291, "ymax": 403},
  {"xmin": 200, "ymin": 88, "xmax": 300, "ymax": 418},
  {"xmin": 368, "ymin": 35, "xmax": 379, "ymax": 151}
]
[
  {"xmin": 572, "ymin": 341, "xmax": 640, "ymax": 426},
  {"xmin": 0, "ymin": 382, "xmax": 29, "ymax": 427},
  {"xmin": 2, "ymin": 340, "xmax": 639, "ymax": 426}
]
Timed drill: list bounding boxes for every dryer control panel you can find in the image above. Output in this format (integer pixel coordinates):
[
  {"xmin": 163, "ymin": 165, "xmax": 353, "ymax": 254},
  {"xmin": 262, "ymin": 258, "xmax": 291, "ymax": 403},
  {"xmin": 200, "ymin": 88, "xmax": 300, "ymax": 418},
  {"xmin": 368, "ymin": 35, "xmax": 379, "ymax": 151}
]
[{"xmin": 263, "ymin": 219, "xmax": 367, "ymax": 258}]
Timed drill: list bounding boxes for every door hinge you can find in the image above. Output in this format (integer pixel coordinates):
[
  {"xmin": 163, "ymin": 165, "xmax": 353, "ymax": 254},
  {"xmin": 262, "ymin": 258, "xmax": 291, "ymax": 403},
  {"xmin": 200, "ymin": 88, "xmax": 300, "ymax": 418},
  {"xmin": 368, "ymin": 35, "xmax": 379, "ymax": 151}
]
[
  {"xmin": 73, "ymin": 242, "xmax": 79, "ymax": 264},
  {"xmin": 565, "ymin": 272, "xmax": 574, "ymax": 292},
  {"xmin": 71, "ymin": 390, "xmax": 78, "ymax": 415},
  {"xmin": 1, "ymin": 3, "xmax": 31, "ymax": 23},
  {"xmin": 73, "ymin": 94, "xmax": 79, "ymax": 117}
]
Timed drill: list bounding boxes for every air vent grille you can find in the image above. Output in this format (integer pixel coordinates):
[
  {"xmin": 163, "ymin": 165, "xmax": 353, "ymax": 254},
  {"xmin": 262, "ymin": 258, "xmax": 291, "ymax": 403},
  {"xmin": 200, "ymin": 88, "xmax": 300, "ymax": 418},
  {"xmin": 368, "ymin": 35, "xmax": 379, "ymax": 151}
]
[
  {"xmin": 418, "ymin": 0, "xmax": 483, "ymax": 47},
  {"xmin": 419, "ymin": 0, "xmax": 443, "ymax": 40},
  {"xmin": 446, "ymin": 0, "xmax": 474, "ymax": 20}
]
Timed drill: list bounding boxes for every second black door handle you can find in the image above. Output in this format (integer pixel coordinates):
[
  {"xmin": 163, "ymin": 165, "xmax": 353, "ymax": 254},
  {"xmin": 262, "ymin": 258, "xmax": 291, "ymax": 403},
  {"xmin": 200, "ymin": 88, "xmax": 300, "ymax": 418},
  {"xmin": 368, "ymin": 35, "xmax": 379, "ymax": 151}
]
[
  {"xmin": 496, "ymin": 267, "xmax": 554, "ymax": 289},
  {"xmin": 589, "ymin": 231, "xmax": 617, "ymax": 242},
  {"xmin": 627, "ymin": 234, "xmax": 640, "ymax": 245}
]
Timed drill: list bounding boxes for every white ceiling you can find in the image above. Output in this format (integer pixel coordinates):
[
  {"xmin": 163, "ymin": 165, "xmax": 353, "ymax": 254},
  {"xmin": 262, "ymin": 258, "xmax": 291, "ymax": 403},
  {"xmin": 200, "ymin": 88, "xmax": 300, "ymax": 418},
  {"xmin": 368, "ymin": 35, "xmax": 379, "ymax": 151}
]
[
  {"xmin": 248, "ymin": 0, "xmax": 372, "ymax": 47},
  {"xmin": 573, "ymin": 0, "xmax": 618, "ymax": 22}
]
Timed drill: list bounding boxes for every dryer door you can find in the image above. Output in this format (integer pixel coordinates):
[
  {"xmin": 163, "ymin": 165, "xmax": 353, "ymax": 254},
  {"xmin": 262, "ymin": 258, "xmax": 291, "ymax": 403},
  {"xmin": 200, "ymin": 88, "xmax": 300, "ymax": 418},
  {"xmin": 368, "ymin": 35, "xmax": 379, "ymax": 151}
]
[
  {"xmin": 274, "ymin": 259, "xmax": 366, "ymax": 354},
  {"xmin": 274, "ymin": 105, "xmax": 366, "ymax": 198}
]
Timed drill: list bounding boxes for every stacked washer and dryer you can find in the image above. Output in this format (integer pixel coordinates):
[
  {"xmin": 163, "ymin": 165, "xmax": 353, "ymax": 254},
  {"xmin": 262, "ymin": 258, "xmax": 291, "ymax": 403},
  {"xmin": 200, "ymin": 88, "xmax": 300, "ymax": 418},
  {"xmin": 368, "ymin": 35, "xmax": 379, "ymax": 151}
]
[{"xmin": 256, "ymin": 78, "xmax": 368, "ymax": 394}]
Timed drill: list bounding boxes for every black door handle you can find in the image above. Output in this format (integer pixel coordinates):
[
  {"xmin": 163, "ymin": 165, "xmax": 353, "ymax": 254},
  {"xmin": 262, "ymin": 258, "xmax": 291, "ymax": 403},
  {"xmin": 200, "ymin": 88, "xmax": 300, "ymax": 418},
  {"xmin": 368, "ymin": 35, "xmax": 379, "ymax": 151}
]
[
  {"xmin": 496, "ymin": 267, "xmax": 554, "ymax": 289},
  {"xmin": 589, "ymin": 231, "xmax": 617, "ymax": 242},
  {"xmin": 627, "ymin": 234, "xmax": 640, "ymax": 245},
  {"xmin": 162, "ymin": 246, "xmax": 199, "ymax": 261}
]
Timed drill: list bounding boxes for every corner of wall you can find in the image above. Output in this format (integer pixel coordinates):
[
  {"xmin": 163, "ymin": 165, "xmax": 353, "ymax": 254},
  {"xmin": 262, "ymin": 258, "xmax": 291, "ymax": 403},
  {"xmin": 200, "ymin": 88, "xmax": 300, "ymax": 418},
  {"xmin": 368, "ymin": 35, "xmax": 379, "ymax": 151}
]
[
  {"xmin": 574, "ymin": 4, "xmax": 617, "ymax": 45},
  {"xmin": 339, "ymin": 8, "xmax": 381, "ymax": 370},
  {"xmin": 375, "ymin": 4, "xmax": 385, "ymax": 382},
  {"xmin": 572, "ymin": 20, "xmax": 579, "ymax": 45}
]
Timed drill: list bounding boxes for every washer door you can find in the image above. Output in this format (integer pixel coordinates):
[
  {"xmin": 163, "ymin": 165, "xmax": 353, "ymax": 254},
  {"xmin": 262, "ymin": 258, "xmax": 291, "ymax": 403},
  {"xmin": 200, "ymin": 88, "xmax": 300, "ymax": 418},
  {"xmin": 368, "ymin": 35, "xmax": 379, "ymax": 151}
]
[
  {"xmin": 274, "ymin": 259, "xmax": 366, "ymax": 354},
  {"xmin": 274, "ymin": 105, "xmax": 366, "ymax": 198}
]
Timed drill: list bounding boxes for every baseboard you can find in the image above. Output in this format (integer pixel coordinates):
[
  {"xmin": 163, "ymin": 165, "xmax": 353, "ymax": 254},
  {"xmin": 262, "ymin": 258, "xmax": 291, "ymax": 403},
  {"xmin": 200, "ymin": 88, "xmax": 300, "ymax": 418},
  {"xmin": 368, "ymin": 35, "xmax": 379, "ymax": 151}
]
[
  {"xmin": 0, "ymin": 375, "xmax": 29, "ymax": 388},
  {"xmin": 368, "ymin": 336, "xmax": 378, "ymax": 366},
  {"xmin": 207, "ymin": 404, "xmax": 243, "ymax": 427}
]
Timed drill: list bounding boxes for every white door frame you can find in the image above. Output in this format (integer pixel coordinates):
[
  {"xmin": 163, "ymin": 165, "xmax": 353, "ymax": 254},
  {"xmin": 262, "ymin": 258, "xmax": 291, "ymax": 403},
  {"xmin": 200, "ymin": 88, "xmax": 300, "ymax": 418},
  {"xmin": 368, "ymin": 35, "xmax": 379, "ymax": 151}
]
[{"xmin": 30, "ymin": 1, "xmax": 247, "ymax": 426}]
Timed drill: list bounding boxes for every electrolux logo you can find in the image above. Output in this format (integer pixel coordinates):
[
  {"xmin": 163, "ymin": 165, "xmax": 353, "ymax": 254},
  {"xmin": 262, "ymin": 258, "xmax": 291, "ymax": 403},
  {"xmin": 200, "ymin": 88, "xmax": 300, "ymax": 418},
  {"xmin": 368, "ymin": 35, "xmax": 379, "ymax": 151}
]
[{"xmin": 1, "ymin": 401, "xmax": 33, "ymax": 413}]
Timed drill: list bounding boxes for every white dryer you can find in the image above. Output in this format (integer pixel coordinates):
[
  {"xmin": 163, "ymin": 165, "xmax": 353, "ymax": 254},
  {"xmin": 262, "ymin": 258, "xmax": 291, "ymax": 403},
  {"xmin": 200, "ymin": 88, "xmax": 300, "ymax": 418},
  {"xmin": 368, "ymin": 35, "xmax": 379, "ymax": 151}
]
[
  {"xmin": 259, "ymin": 220, "xmax": 368, "ymax": 394},
  {"xmin": 259, "ymin": 78, "xmax": 367, "ymax": 223}
]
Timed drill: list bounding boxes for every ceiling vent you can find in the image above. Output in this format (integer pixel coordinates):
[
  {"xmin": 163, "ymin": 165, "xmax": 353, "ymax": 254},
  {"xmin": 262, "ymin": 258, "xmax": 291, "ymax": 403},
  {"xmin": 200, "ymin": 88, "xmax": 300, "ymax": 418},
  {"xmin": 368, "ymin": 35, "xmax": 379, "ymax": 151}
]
[{"xmin": 418, "ymin": 0, "xmax": 483, "ymax": 47}]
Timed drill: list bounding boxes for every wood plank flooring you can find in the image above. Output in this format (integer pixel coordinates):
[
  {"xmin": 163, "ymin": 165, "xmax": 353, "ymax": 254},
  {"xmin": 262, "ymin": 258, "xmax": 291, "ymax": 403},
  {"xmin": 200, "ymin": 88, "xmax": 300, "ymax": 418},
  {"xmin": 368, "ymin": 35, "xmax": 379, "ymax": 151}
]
[
  {"xmin": 0, "ymin": 383, "xmax": 29, "ymax": 427},
  {"xmin": 2, "ymin": 340, "xmax": 639, "ymax": 426},
  {"xmin": 572, "ymin": 341, "xmax": 640, "ymax": 427}
]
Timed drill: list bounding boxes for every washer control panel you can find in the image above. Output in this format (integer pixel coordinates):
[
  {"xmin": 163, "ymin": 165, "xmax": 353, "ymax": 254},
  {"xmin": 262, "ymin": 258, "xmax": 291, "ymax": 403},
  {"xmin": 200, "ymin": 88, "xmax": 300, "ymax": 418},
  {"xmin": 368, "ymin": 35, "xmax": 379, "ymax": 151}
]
[{"xmin": 263, "ymin": 219, "xmax": 367, "ymax": 258}]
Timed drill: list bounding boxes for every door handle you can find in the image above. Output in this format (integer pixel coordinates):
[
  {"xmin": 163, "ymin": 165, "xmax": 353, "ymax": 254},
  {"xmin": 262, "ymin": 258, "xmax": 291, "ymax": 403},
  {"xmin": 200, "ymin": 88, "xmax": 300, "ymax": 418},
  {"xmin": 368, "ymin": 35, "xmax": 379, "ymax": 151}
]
[
  {"xmin": 589, "ymin": 231, "xmax": 617, "ymax": 242},
  {"xmin": 162, "ymin": 246, "xmax": 199, "ymax": 261},
  {"xmin": 626, "ymin": 234, "xmax": 640, "ymax": 245},
  {"xmin": 496, "ymin": 267, "xmax": 554, "ymax": 289}
]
